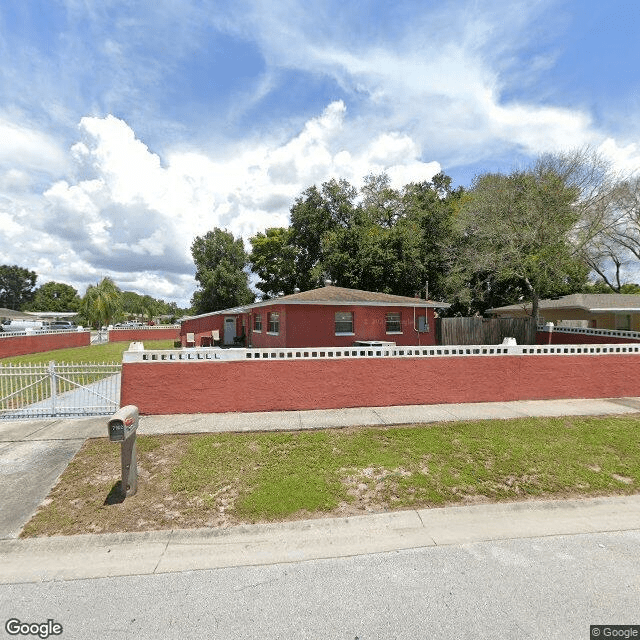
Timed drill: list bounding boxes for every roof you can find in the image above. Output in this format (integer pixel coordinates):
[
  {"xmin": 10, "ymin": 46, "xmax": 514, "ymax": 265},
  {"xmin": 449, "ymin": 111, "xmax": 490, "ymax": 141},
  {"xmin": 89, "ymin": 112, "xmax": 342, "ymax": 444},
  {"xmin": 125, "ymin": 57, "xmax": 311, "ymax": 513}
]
[
  {"xmin": 0, "ymin": 308, "xmax": 35, "ymax": 320},
  {"xmin": 250, "ymin": 286, "xmax": 450, "ymax": 308},
  {"xmin": 488, "ymin": 294, "xmax": 640, "ymax": 315},
  {"xmin": 180, "ymin": 305, "xmax": 249, "ymax": 322},
  {"xmin": 0, "ymin": 308, "xmax": 78, "ymax": 320},
  {"xmin": 182, "ymin": 285, "xmax": 450, "ymax": 321}
]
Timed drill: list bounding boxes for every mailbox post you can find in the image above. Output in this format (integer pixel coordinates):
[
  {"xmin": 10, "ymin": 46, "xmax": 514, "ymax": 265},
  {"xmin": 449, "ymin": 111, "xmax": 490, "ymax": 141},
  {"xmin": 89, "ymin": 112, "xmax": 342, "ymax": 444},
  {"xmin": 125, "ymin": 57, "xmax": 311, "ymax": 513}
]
[{"xmin": 107, "ymin": 405, "xmax": 140, "ymax": 497}]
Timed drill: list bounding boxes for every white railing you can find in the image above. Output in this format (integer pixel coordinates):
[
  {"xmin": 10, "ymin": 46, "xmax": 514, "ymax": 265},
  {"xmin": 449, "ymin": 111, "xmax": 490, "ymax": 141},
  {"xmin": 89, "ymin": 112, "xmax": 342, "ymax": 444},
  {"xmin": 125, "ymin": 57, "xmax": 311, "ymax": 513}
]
[
  {"xmin": 0, "ymin": 361, "xmax": 121, "ymax": 419},
  {"xmin": 109, "ymin": 324, "xmax": 180, "ymax": 331},
  {"xmin": 537, "ymin": 324, "xmax": 640, "ymax": 340},
  {"xmin": 123, "ymin": 343, "xmax": 640, "ymax": 363},
  {"xmin": 91, "ymin": 330, "xmax": 109, "ymax": 344},
  {"xmin": 0, "ymin": 328, "xmax": 88, "ymax": 339}
]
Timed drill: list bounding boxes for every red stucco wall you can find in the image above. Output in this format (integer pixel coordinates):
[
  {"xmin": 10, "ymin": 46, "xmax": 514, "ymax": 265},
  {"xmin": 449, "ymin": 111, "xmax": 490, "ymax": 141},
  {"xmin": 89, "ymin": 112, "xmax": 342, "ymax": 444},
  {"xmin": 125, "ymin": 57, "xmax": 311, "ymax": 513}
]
[
  {"xmin": 0, "ymin": 331, "xmax": 90, "ymax": 358},
  {"xmin": 248, "ymin": 304, "xmax": 435, "ymax": 348},
  {"xmin": 109, "ymin": 327, "xmax": 181, "ymax": 343},
  {"xmin": 536, "ymin": 330, "xmax": 640, "ymax": 345},
  {"xmin": 181, "ymin": 305, "xmax": 435, "ymax": 348},
  {"xmin": 180, "ymin": 315, "xmax": 244, "ymax": 347},
  {"xmin": 120, "ymin": 353, "xmax": 640, "ymax": 415}
]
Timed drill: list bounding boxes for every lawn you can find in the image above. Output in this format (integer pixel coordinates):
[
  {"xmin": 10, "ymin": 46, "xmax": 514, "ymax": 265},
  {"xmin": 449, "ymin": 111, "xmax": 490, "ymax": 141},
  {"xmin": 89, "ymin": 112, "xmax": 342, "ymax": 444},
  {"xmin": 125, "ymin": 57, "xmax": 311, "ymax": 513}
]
[
  {"xmin": 0, "ymin": 339, "xmax": 178, "ymax": 365},
  {"xmin": 20, "ymin": 414, "xmax": 640, "ymax": 537},
  {"xmin": 0, "ymin": 340, "xmax": 178, "ymax": 410}
]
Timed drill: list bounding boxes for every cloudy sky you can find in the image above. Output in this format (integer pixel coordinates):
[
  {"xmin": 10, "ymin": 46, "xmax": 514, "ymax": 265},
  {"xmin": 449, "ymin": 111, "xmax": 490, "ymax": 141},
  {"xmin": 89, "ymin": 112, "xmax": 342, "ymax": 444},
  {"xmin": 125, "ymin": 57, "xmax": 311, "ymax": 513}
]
[{"xmin": 1, "ymin": 0, "xmax": 639, "ymax": 307}]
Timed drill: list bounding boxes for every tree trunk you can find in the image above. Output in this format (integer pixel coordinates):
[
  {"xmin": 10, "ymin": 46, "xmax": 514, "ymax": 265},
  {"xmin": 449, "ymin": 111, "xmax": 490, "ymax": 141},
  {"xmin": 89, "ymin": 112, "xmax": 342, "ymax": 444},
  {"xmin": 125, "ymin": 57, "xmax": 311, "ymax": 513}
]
[{"xmin": 524, "ymin": 277, "xmax": 539, "ymax": 325}]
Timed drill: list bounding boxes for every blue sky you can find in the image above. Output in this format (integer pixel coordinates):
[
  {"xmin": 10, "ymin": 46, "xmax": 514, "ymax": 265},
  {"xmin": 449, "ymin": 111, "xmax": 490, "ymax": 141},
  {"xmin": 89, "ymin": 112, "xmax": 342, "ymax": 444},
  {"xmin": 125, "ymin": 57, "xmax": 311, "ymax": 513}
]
[{"xmin": 0, "ymin": 0, "xmax": 638, "ymax": 307}]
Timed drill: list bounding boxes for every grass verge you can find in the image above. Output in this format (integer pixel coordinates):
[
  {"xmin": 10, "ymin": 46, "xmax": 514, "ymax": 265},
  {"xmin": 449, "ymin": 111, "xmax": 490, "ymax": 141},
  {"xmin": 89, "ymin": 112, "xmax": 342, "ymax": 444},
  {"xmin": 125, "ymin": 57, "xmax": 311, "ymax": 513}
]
[
  {"xmin": 20, "ymin": 414, "xmax": 640, "ymax": 537},
  {"xmin": 1, "ymin": 340, "xmax": 177, "ymax": 409},
  {"xmin": 0, "ymin": 339, "xmax": 177, "ymax": 365}
]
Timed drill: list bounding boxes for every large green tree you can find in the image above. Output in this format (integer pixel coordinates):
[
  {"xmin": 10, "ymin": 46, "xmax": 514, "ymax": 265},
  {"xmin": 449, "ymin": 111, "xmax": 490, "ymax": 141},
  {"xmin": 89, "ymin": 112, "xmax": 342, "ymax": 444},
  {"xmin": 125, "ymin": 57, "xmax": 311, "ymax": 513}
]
[
  {"xmin": 191, "ymin": 228, "xmax": 254, "ymax": 313},
  {"xmin": 250, "ymin": 173, "xmax": 464, "ymax": 301},
  {"xmin": 79, "ymin": 277, "xmax": 122, "ymax": 328},
  {"xmin": 322, "ymin": 213, "xmax": 425, "ymax": 296},
  {"xmin": 0, "ymin": 264, "xmax": 37, "ymax": 309},
  {"xmin": 248, "ymin": 227, "xmax": 299, "ymax": 299},
  {"xmin": 23, "ymin": 281, "xmax": 80, "ymax": 312},
  {"xmin": 288, "ymin": 179, "xmax": 358, "ymax": 290},
  {"xmin": 454, "ymin": 166, "xmax": 590, "ymax": 319},
  {"xmin": 402, "ymin": 173, "xmax": 465, "ymax": 304}
]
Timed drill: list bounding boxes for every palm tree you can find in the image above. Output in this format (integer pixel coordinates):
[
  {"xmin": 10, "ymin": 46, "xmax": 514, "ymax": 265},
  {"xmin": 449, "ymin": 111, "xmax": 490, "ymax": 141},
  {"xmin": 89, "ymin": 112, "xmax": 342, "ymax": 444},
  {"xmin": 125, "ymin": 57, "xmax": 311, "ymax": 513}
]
[{"xmin": 80, "ymin": 277, "xmax": 122, "ymax": 328}]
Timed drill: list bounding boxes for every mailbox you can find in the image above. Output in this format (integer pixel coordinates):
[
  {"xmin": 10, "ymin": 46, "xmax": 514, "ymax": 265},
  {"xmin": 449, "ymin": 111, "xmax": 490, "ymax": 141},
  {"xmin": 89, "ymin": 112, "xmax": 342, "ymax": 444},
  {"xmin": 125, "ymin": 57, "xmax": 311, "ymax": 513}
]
[
  {"xmin": 108, "ymin": 405, "xmax": 139, "ymax": 441},
  {"xmin": 107, "ymin": 405, "xmax": 140, "ymax": 497}
]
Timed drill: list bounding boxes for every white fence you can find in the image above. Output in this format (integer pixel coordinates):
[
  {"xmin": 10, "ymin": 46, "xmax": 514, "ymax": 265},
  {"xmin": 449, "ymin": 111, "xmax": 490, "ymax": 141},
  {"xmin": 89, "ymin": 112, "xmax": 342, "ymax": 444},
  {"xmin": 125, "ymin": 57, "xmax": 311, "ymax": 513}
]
[
  {"xmin": 537, "ymin": 324, "xmax": 640, "ymax": 340},
  {"xmin": 108, "ymin": 324, "xmax": 180, "ymax": 331},
  {"xmin": 0, "ymin": 327, "xmax": 87, "ymax": 339},
  {"xmin": 123, "ymin": 342, "xmax": 640, "ymax": 363},
  {"xmin": 0, "ymin": 361, "xmax": 121, "ymax": 419}
]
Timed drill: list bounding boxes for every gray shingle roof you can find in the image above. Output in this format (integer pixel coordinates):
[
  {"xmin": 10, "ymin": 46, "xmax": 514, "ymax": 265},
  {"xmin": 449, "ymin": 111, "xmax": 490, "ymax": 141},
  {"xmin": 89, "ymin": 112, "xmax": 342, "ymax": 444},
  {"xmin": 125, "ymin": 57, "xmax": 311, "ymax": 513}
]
[
  {"xmin": 182, "ymin": 285, "xmax": 450, "ymax": 320},
  {"xmin": 488, "ymin": 294, "xmax": 640, "ymax": 314},
  {"xmin": 254, "ymin": 285, "xmax": 449, "ymax": 307}
]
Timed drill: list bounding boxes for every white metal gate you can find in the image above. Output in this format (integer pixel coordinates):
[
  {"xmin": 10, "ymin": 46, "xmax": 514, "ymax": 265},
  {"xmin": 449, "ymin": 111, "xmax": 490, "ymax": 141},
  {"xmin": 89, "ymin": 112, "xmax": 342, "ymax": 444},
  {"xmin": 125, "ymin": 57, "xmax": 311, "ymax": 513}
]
[{"xmin": 0, "ymin": 361, "xmax": 122, "ymax": 419}]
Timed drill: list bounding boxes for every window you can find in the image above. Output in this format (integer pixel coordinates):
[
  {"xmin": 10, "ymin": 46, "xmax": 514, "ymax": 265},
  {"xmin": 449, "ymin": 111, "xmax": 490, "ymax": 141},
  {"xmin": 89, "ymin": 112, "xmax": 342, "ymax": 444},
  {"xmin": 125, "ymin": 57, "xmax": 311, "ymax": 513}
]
[
  {"xmin": 268, "ymin": 312, "xmax": 280, "ymax": 334},
  {"xmin": 386, "ymin": 312, "xmax": 402, "ymax": 333},
  {"xmin": 335, "ymin": 311, "xmax": 353, "ymax": 334},
  {"xmin": 253, "ymin": 313, "xmax": 262, "ymax": 332}
]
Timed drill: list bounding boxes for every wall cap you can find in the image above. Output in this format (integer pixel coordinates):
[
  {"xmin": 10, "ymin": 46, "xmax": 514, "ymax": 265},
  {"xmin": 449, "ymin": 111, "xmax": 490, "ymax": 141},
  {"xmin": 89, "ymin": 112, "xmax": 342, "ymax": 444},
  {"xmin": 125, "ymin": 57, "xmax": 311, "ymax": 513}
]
[{"xmin": 122, "ymin": 343, "xmax": 640, "ymax": 363}]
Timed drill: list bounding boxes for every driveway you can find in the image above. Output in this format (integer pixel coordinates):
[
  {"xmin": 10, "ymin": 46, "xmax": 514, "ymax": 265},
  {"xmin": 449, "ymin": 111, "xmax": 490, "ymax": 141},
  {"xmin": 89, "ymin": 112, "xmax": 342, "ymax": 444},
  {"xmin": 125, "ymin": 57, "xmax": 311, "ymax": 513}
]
[{"xmin": 0, "ymin": 417, "xmax": 103, "ymax": 539}]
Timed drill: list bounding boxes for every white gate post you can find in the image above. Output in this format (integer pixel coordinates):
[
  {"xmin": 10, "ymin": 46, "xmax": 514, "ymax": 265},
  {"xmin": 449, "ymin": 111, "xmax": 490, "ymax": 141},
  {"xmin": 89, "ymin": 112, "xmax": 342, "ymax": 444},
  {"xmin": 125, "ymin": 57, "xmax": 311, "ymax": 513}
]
[{"xmin": 49, "ymin": 361, "xmax": 57, "ymax": 414}]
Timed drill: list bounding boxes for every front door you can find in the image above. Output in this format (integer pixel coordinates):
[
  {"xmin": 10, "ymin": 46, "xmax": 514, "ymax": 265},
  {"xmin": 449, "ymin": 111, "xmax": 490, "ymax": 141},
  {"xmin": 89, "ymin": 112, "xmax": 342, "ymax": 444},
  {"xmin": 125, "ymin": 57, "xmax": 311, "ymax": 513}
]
[{"xmin": 224, "ymin": 317, "xmax": 236, "ymax": 345}]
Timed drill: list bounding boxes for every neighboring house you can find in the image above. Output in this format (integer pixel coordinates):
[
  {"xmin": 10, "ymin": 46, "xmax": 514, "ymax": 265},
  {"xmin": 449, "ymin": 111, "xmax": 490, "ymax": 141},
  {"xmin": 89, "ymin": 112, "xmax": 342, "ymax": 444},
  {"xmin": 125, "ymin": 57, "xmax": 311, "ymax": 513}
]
[
  {"xmin": 181, "ymin": 285, "xmax": 450, "ymax": 348},
  {"xmin": 487, "ymin": 294, "xmax": 640, "ymax": 331}
]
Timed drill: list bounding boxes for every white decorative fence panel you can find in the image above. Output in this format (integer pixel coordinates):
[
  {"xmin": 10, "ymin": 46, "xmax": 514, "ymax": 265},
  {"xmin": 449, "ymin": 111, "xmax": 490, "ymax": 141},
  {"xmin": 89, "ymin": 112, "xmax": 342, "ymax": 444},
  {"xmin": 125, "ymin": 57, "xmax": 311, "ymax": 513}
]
[
  {"xmin": 0, "ymin": 362, "xmax": 121, "ymax": 419},
  {"xmin": 123, "ymin": 342, "xmax": 640, "ymax": 363}
]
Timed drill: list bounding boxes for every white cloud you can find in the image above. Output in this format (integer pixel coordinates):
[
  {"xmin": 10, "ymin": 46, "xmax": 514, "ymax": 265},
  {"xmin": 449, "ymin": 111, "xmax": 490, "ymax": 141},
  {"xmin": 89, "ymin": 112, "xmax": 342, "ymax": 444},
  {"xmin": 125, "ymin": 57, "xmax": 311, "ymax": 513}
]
[
  {"xmin": 598, "ymin": 138, "xmax": 640, "ymax": 178},
  {"xmin": 0, "ymin": 209, "xmax": 22, "ymax": 239},
  {"xmin": 0, "ymin": 103, "xmax": 439, "ymax": 307},
  {"xmin": 225, "ymin": 0, "xmax": 640, "ymax": 175},
  {"xmin": 3, "ymin": 0, "xmax": 639, "ymax": 308},
  {"xmin": 0, "ymin": 117, "xmax": 68, "ymax": 178}
]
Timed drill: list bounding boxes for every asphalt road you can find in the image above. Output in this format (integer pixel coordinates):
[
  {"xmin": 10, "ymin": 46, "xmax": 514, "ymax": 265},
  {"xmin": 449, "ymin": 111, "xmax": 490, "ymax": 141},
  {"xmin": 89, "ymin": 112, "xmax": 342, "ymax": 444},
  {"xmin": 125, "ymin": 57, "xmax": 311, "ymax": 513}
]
[{"xmin": 1, "ymin": 530, "xmax": 638, "ymax": 640}]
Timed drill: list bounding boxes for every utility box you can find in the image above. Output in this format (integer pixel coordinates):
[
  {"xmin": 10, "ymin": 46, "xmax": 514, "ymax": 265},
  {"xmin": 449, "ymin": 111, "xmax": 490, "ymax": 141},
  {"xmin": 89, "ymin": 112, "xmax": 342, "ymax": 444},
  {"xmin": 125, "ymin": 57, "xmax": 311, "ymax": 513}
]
[
  {"xmin": 418, "ymin": 316, "xmax": 429, "ymax": 332},
  {"xmin": 107, "ymin": 405, "xmax": 140, "ymax": 497}
]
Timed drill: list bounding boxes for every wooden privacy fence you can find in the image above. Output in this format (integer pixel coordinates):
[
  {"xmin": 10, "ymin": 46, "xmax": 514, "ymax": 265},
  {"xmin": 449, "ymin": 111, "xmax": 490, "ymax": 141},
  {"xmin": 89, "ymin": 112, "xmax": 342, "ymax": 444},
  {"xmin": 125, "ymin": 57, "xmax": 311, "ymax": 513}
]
[{"xmin": 436, "ymin": 316, "xmax": 536, "ymax": 345}]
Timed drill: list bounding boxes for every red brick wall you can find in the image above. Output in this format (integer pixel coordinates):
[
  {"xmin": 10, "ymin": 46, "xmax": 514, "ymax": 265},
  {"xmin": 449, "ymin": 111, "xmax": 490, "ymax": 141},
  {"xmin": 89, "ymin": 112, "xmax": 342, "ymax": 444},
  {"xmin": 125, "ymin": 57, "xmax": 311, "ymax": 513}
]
[
  {"xmin": 0, "ymin": 331, "xmax": 90, "ymax": 358},
  {"xmin": 536, "ymin": 330, "xmax": 640, "ymax": 345},
  {"xmin": 108, "ymin": 327, "xmax": 180, "ymax": 343},
  {"xmin": 120, "ymin": 353, "xmax": 640, "ymax": 415}
]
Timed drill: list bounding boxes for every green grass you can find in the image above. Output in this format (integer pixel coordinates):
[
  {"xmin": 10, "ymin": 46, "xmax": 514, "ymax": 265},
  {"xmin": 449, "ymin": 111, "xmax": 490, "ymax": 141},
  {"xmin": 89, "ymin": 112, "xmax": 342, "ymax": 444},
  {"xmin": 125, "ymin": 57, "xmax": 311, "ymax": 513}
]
[
  {"xmin": 0, "ymin": 340, "xmax": 178, "ymax": 409},
  {"xmin": 169, "ymin": 415, "xmax": 640, "ymax": 521},
  {"xmin": 0, "ymin": 339, "xmax": 178, "ymax": 365},
  {"xmin": 20, "ymin": 414, "xmax": 640, "ymax": 536}
]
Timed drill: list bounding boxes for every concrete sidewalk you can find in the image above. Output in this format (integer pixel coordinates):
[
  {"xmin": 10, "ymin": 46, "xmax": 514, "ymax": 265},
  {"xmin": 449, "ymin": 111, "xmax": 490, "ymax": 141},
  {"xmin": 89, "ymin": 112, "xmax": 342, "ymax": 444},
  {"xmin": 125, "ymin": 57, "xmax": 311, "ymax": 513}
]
[
  {"xmin": 2, "ymin": 396, "xmax": 640, "ymax": 442},
  {"xmin": 2, "ymin": 495, "xmax": 640, "ymax": 584}
]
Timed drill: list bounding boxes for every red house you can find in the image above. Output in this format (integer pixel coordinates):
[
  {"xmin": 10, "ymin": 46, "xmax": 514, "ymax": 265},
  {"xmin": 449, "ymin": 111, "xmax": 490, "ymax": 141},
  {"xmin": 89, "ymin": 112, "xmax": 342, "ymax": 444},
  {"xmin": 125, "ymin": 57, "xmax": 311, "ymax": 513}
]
[{"xmin": 180, "ymin": 285, "xmax": 449, "ymax": 348}]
